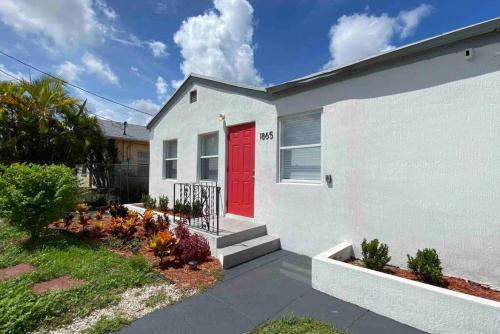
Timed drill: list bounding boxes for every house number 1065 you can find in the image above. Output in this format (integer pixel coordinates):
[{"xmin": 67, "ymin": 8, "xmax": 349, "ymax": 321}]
[{"xmin": 259, "ymin": 131, "xmax": 274, "ymax": 140}]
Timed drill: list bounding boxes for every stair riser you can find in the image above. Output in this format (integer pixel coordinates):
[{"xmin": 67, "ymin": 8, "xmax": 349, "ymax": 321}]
[
  {"xmin": 219, "ymin": 239, "xmax": 281, "ymax": 269},
  {"xmin": 216, "ymin": 225, "xmax": 267, "ymax": 248}
]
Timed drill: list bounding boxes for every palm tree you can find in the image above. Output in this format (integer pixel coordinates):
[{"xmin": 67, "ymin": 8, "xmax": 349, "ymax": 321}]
[{"xmin": 0, "ymin": 76, "xmax": 115, "ymax": 167}]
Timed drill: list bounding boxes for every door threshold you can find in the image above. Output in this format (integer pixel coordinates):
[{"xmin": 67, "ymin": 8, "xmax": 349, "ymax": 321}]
[{"xmin": 224, "ymin": 213, "xmax": 254, "ymax": 223}]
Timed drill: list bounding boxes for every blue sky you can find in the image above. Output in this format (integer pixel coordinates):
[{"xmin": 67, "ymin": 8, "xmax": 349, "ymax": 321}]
[{"xmin": 0, "ymin": 0, "xmax": 498, "ymax": 125}]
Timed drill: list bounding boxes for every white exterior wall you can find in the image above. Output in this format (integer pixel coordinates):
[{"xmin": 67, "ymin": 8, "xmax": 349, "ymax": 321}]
[{"xmin": 150, "ymin": 33, "xmax": 500, "ymax": 288}]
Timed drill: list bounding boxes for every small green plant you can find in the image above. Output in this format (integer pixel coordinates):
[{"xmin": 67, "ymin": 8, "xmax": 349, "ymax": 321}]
[
  {"xmin": 83, "ymin": 314, "xmax": 131, "ymax": 334},
  {"xmin": 173, "ymin": 200, "xmax": 192, "ymax": 216},
  {"xmin": 109, "ymin": 202, "xmax": 128, "ymax": 218},
  {"xmin": 144, "ymin": 291, "xmax": 170, "ymax": 308},
  {"xmin": 158, "ymin": 195, "xmax": 169, "ymax": 212},
  {"xmin": 0, "ymin": 163, "xmax": 80, "ymax": 240},
  {"xmin": 191, "ymin": 199, "xmax": 203, "ymax": 217},
  {"xmin": 407, "ymin": 248, "xmax": 443, "ymax": 284},
  {"xmin": 361, "ymin": 238, "xmax": 391, "ymax": 271},
  {"xmin": 141, "ymin": 194, "xmax": 156, "ymax": 209}
]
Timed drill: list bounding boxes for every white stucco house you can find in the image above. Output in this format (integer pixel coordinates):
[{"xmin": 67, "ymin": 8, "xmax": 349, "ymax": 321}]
[{"xmin": 145, "ymin": 18, "xmax": 500, "ymax": 290}]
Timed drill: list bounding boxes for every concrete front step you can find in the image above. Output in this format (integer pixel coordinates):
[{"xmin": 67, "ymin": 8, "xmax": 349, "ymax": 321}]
[
  {"xmin": 216, "ymin": 234, "xmax": 281, "ymax": 269},
  {"xmin": 215, "ymin": 223, "xmax": 267, "ymax": 248}
]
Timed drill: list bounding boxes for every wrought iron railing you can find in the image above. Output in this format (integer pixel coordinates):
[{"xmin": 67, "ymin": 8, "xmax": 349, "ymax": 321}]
[{"xmin": 173, "ymin": 182, "xmax": 220, "ymax": 235}]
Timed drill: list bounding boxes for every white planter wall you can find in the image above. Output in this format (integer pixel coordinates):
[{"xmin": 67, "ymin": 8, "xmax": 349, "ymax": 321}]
[{"xmin": 312, "ymin": 243, "xmax": 500, "ymax": 334}]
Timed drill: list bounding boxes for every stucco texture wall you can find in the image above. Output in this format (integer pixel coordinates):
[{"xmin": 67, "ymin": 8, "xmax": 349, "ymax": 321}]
[{"xmin": 150, "ymin": 33, "xmax": 500, "ymax": 288}]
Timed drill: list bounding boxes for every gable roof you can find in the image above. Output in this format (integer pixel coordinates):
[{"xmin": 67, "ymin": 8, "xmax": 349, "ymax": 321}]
[
  {"xmin": 97, "ymin": 119, "xmax": 149, "ymax": 142},
  {"xmin": 148, "ymin": 16, "xmax": 500, "ymax": 129}
]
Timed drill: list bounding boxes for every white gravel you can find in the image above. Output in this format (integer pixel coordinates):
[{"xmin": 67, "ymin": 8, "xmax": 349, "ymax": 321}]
[{"xmin": 44, "ymin": 283, "xmax": 193, "ymax": 334}]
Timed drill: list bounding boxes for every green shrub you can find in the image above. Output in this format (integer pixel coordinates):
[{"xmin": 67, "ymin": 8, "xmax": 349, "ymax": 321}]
[
  {"xmin": 191, "ymin": 199, "xmax": 203, "ymax": 217},
  {"xmin": 0, "ymin": 163, "xmax": 80, "ymax": 239},
  {"xmin": 109, "ymin": 202, "xmax": 128, "ymax": 218},
  {"xmin": 158, "ymin": 195, "xmax": 169, "ymax": 212},
  {"xmin": 173, "ymin": 200, "xmax": 191, "ymax": 215},
  {"xmin": 141, "ymin": 194, "xmax": 156, "ymax": 209},
  {"xmin": 361, "ymin": 238, "xmax": 391, "ymax": 271},
  {"xmin": 407, "ymin": 248, "xmax": 443, "ymax": 284}
]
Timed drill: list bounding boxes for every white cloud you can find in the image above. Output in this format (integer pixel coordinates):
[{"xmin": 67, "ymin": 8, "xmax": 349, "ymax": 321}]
[
  {"xmin": 147, "ymin": 40, "xmax": 168, "ymax": 58},
  {"xmin": 0, "ymin": 64, "xmax": 28, "ymax": 81},
  {"xmin": 129, "ymin": 98, "xmax": 161, "ymax": 116},
  {"xmin": 95, "ymin": 0, "xmax": 118, "ymax": 20},
  {"xmin": 155, "ymin": 76, "xmax": 168, "ymax": 101},
  {"xmin": 399, "ymin": 4, "xmax": 433, "ymax": 38},
  {"xmin": 324, "ymin": 4, "xmax": 433, "ymax": 68},
  {"xmin": 0, "ymin": 0, "xmax": 104, "ymax": 49},
  {"xmin": 82, "ymin": 52, "xmax": 119, "ymax": 85},
  {"xmin": 173, "ymin": 0, "xmax": 262, "ymax": 86},
  {"xmin": 54, "ymin": 61, "xmax": 84, "ymax": 82}
]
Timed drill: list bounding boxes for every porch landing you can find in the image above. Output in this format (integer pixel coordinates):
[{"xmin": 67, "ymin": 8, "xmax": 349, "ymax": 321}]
[{"xmin": 124, "ymin": 204, "xmax": 280, "ymax": 269}]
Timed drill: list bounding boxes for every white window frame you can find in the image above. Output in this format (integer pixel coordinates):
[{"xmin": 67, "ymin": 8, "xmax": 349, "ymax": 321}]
[
  {"xmin": 163, "ymin": 139, "xmax": 177, "ymax": 180},
  {"xmin": 278, "ymin": 110, "xmax": 322, "ymax": 184},
  {"xmin": 198, "ymin": 132, "xmax": 219, "ymax": 181}
]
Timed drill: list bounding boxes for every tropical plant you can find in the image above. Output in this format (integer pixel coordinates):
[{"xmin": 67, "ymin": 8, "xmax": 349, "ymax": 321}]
[
  {"xmin": 149, "ymin": 230, "xmax": 177, "ymax": 262},
  {"xmin": 175, "ymin": 233, "xmax": 210, "ymax": 263},
  {"xmin": 173, "ymin": 221, "xmax": 210, "ymax": 263},
  {"xmin": 76, "ymin": 203, "xmax": 90, "ymax": 226},
  {"xmin": 0, "ymin": 77, "xmax": 116, "ymax": 173},
  {"xmin": 0, "ymin": 163, "xmax": 80, "ymax": 239},
  {"xmin": 407, "ymin": 248, "xmax": 443, "ymax": 284},
  {"xmin": 109, "ymin": 202, "xmax": 128, "ymax": 218},
  {"xmin": 141, "ymin": 209, "xmax": 156, "ymax": 236},
  {"xmin": 361, "ymin": 238, "xmax": 391, "ymax": 271},
  {"xmin": 141, "ymin": 194, "xmax": 156, "ymax": 209},
  {"xmin": 158, "ymin": 195, "xmax": 169, "ymax": 212}
]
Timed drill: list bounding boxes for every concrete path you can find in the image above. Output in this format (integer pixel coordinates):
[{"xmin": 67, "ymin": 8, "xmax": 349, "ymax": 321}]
[{"xmin": 120, "ymin": 250, "xmax": 425, "ymax": 334}]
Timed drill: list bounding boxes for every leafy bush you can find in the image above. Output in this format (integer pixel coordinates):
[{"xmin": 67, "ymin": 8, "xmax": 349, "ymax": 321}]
[
  {"xmin": 173, "ymin": 222, "xmax": 210, "ymax": 263},
  {"xmin": 149, "ymin": 230, "xmax": 176, "ymax": 262},
  {"xmin": 173, "ymin": 200, "xmax": 191, "ymax": 216},
  {"xmin": 141, "ymin": 209, "xmax": 156, "ymax": 236},
  {"xmin": 175, "ymin": 233, "xmax": 210, "ymax": 263},
  {"xmin": 76, "ymin": 203, "xmax": 90, "ymax": 226},
  {"xmin": 158, "ymin": 195, "xmax": 169, "ymax": 212},
  {"xmin": 407, "ymin": 248, "xmax": 443, "ymax": 284},
  {"xmin": 361, "ymin": 238, "xmax": 391, "ymax": 271},
  {"xmin": 0, "ymin": 163, "xmax": 80, "ymax": 239},
  {"xmin": 109, "ymin": 202, "xmax": 128, "ymax": 218},
  {"xmin": 191, "ymin": 200, "xmax": 203, "ymax": 217},
  {"xmin": 141, "ymin": 194, "xmax": 156, "ymax": 209},
  {"xmin": 174, "ymin": 221, "xmax": 191, "ymax": 240}
]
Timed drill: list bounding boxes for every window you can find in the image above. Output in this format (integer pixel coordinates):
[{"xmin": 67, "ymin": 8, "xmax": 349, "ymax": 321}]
[
  {"xmin": 190, "ymin": 90, "xmax": 197, "ymax": 103},
  {"xmin": 81, "ymin": 165, "xmax": 87, "ymax": 176},
  {"xmin": 163, "ymin": 140, "xmax": 177, "ymax": 179},
  {"xmin": 279, "ymin": 112, "xmax": 321, "ymax": 182},
  {"xmin": 199, "ymin": 132, "xmax": 218, "ymax": 181}
]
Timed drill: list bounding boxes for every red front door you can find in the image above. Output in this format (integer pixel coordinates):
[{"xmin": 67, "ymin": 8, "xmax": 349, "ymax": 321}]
[{"xmin": 227, "ymin": 123, "xmax": 255, "ymax": 218}]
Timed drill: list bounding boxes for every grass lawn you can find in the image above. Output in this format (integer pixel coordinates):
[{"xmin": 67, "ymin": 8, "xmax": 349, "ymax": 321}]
[
  {"xmin": 249, "ymin": 315, "xmax": 347, "ymax": 334},
  {"xmin": 0, "ymin": 222, "xmax": 165, "ymax": 333}
]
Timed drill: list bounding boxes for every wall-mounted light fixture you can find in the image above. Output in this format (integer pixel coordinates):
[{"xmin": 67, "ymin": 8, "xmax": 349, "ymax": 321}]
[{"xmin": 218, "ymin": 114, "xmax": 225, "ymax": 122}]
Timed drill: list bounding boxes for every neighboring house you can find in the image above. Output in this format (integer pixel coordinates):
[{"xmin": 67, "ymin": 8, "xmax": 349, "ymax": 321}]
[
  {"xmin": 147, "ymin": 18, "xmax": 500, "ymax": 288},
  {"xmin": 97, "ymin": 119, "xmax": 150, "ymax": 170},
  {"xmin": 78, "ymin": 119, "xmax": 149, "ymax": 192}
]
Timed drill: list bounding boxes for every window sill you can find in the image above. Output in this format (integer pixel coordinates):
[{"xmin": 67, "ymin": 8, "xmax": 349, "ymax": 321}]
[{"xmin": 278, "ymin": 180, "xmax": 322, "ymax": 186}]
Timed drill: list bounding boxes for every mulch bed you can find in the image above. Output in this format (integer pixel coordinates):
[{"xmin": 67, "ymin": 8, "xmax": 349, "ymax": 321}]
[
  {"xmin": 347, "ymin": 259, "xmax": 500, "ymax": 302},
  {"xmin": 49, "ymin": 215, "xmax": 223, "ymax": 290},
  {"xmin": 0, "ymin": 263, "xmax": 36, "ymax": 280},
  {"xmin": 32, "ymin": 276, "xmax": 86, "ymax": 295}
]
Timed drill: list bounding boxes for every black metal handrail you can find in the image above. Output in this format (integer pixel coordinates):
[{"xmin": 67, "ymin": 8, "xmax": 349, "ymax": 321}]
[{"xmin": 173, "ymin": 182, "xmax": 220, "ymax": 235}]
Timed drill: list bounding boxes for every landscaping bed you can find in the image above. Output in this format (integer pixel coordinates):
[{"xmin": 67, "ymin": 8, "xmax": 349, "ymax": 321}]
[
  {"xmin": 347, "ymin": 258, "xmax": 500, "ymax": 302},
  {"xmin": 48, "ymin": 206, "xmax": 222, "ymax": 290},
  {"xmin": 312, "ymin": 242, "xmax": 500, "ymax": 334}
]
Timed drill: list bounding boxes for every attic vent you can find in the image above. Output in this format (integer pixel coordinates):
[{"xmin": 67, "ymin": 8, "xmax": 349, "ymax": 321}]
[{"xmin": 190, "ymin": 90, "xmax": 197, "ymax": 103}]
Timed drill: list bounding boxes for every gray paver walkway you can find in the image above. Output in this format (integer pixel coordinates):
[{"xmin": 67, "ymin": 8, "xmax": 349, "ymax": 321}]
[{"xmin": 120, "ymin": 250, "xmax": 425, "ymax": 333}]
